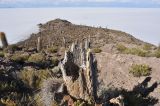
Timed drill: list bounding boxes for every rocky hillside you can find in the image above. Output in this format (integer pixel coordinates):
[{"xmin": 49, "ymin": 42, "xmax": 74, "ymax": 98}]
[
  {"xmin": 0, "ymin": 19, "xmax": 160, "ymax": 106},
  {"xmin": 17, "ymin": 18, "xmax": 154, "ymax": 49}
]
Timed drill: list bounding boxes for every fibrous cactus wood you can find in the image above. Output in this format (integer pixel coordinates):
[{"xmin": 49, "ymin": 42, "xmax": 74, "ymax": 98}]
[{"xmin": 60, "ymin": 39, "xmax": 97, "ymax": 102}]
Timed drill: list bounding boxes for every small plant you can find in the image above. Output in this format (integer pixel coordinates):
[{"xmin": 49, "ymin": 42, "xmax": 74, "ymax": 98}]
[
  {"xmin": 129, "ymin": 64, "xmax": 151, "ymax": 77},
  {"xmin": 28, "ymin": 53, "xmax": 45, "ymax": 64},
  {"xmin": 116, "ymin": 44, "xmax": 127, "ymax": 52},
  {"xmin": 47, "ymin": 46, "xmax": 58, "ymax": 53},
  {"xmin": 92, "ymin": 48, "xmax": 102, "ymax": 53},
  {"xmin": 0, "ymin": 52, "xmax": 4, "ymax": 57}
]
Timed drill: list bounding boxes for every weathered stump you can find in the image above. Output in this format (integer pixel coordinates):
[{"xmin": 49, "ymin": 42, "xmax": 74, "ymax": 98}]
[{"xmin": 60, "ymin": 39, "xmax": 97, "ymax": 102}]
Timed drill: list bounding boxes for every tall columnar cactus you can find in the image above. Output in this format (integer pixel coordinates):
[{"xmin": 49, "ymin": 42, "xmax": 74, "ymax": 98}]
[
  {"xmin": 37, "ymin": 37, "xmax": 42, "ymax": 52},
  {"xmin": 0, "ymin": 32, "xmax": 8, "ymax": 48},
  {"xmin": 60, "ymin": 38, "xmax": 97, "ymax": 102},
  {"xmin": 63, "ymin": 37, "xmax": 66, "ymax": 48}
]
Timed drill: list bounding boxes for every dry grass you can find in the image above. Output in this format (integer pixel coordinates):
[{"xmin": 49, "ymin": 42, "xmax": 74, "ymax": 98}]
[
  {"xmin": 11, "ymin": 53, "xmax": 29, "ymax": 63},
  {"xmin": 116, "ymin": 44, "xmax": 127, "ymax": 52},
  {"xmin": 28, "ymin": 53, "xmax": 45, "ymax": 64},
  {"xmin": 124, "ymin": 48, "xmax": 148, "ymax": 57},
  {"xmin": 20, "ymin": 69, "xmax": 52, "ymax": 89}
]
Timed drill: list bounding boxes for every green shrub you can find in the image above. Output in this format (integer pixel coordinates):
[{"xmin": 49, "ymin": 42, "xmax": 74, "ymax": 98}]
[
  {"xmin": 47, "ymin": 46, "xmax": 58, "ymax": 53},
  {"xmin": 116, "ymin": 44, "xmax": 127, "ymax": 52},
  {"xmin": 11, "ymin": 53, "xmax": 29, "ymax": 63},
  {"xmin": 28, "ymin": 53, "xmax": 45, "ymax": 64},
  {"xmin": 0, "ymin": 52, "xmax": 4, "ymax": 57},
  {"xmin": 129, "ymin": 64, "xmax": 151, "ymax": 77},
  {"xmin": 116, "ymin": 44, "xmax": 150, "ymax": 57},
  {"xmin": 124, "ymin": 48, "xmax": 147, "ymax": 57},
  {"xmin": 154, "ymin": 49, "xmax": 160, "ymax": 58},
  {"xmin": 92, "ymin": 48, "xmax": 102, "ymax": 53}
]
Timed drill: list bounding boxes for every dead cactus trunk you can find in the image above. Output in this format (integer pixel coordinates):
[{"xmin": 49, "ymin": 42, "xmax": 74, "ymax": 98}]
[
  {"xmin": 37, "ymin": 37, "xmax": 42, "ymax": 52},
  {"xmin": 60, "ymin": 39, "xmax": 97, "ymax": 102}
]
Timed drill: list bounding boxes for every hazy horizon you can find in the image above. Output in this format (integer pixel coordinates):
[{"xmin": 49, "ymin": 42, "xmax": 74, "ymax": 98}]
[
  {"xmin": 0, "ymin": 8, "xmax": 160, "ymax": 46},
  {"xmin": 0, "ymin": 0, "xmax": 160, "ymax": 8}
]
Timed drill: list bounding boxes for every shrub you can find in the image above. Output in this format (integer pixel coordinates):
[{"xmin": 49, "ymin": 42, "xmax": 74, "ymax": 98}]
[
  {"xmin": 129, "ymin": 64, "xmax": 151, "ymax": 77},
  {"xmin": 47, "ymin": 46, "xmax": 58, "ymax": 53},
  {"xmin": 143, "ymin": 44, "xmax": 152, "ymax": 51},
  {"xmin": 116, "ymin": 44, "xmax": 127, "ymax": 52},
  {"xmin": 116, "ymin": 44, "xmax": 150, "ymax": 57},
  {"xmin": 124, "ymin": 48, "xmax": 147, "ymax": 57},
  {"xmin": 11, "ymin": 53, "xmax": 29, "ymax": 63},
  {"xmin": 154, "ymin": 49, "xmax": 160, "ymax": 58},
  {"xmin": 20, "ymin": 69, "xmax": 51, "ymax": 89},
  {"xmin": 28, "ymin": 53, "xmax": 45, "ymax": 64},
  {"xmin": 0, "ymin": 52, "xmax": 4, "ymax": 57},
  {"xmin": 92, "ymin": 48, "xmax": 102, "ymax": 53}
]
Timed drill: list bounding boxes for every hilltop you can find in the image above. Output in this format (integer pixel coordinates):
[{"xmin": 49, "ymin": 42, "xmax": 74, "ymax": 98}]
[{"xmin": 17, "ymin": 18, "xmax": 154, "ymax": 49}]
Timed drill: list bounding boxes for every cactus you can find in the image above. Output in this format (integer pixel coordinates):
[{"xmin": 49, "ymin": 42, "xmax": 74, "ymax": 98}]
[
  {"xmin": 60, "ymin": 38, "xmax": 97, "ymax": 102},
  {"xmin": 0, "ymin": 32, "xmax": 8, "ymax": 48},
  {"xmin": 37, "ymin": 37, "xmax": 42, "ymax": 52}
]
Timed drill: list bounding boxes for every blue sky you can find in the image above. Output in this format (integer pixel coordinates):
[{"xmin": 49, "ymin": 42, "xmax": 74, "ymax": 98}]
[{"xmin": 0, "ymin": 0, "xmax": 160, "ymax": 8}]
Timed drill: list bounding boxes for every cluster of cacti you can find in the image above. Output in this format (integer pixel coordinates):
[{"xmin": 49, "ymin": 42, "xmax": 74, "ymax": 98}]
[
  {"xmin": 0, "ymin": 32, "xmax": 8, "ymax": 48},
  {"xmin": 60, "ymin": 38, "xmax": 97, "ymax": 102}
]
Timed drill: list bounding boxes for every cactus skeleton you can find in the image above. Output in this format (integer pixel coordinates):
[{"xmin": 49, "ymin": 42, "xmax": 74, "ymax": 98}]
[{"xmin": 60, "ymin": 38, "xmax": 97, "ymax": 101}]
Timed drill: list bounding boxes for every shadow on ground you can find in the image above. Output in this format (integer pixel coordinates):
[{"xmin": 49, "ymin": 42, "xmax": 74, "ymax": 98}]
[{"xmin": 100, "ymin": 77, "xmax": 159, "ymax": 106}]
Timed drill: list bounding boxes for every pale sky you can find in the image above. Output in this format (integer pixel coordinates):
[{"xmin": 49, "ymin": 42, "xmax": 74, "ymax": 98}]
[{"xmin": 0, "ymin": 0, "xmax": 160, "ymax": 8}]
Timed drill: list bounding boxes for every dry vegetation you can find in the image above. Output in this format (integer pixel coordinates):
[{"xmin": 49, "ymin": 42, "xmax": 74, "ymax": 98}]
[
  {"xmin": 129, "ymin": 64, "xmax": 152, "ymax": 77},
  {"xmin": 116, "ymin": 43, "xmax": 159, "ymax": 58}
]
